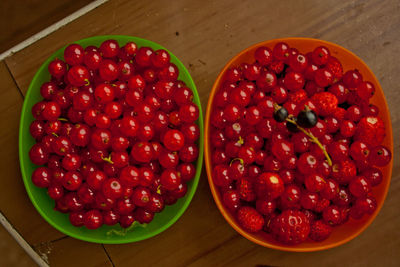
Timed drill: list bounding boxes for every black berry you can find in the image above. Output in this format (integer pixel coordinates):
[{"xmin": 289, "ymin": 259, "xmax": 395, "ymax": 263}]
[
  {"xmin": 273, "ymin": 107, "xmax": 288, "ymax": 122},
  {"xmin": 286, "ymin": 118, "xmax": 299, "ymax": 133},
  {"xmin": 297, "ymin": 110, "xmax": 317, "ymax": 128}
]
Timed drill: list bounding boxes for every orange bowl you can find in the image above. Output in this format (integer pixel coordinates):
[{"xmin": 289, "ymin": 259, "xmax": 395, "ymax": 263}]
[{"xmin": 204, "ymin": 38, "xmax": 393, "ymax": 252}]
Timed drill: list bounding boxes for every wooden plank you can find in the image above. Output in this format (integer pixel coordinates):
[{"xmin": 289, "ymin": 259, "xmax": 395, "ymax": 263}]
[
  {"xmin": 5, "ymin": 0, "xmax": 348, "ymax": 97},
  {"xmin": 1, "ymin": 212, "xmax": 49, "ymax": 266},
  {"xmin": 0, "ymin": 222, "xmax": 36, "ymax": 267},
  {"xmin": 2, "ymin": 0, "xmax": 400, "ymax": 266},
  {"xmin": 0, "ymin": 61, "xmax": 65, "ymax": 246},
  {"xmin": 187, "ymin": 235, "xmax": 258, "ymax": 267},
  {"xmin": 0, "ymin": 0, "xmax": 94, "ymax": 53},
  {"xmin": 35, "ymin": 237, "xmax": 112, "ymax": 267}
]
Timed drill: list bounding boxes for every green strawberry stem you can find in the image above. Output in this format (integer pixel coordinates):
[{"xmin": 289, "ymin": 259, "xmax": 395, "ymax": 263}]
[{"xmin": 286, "ymin": 118, "xmax": 333, "ymax": 166}]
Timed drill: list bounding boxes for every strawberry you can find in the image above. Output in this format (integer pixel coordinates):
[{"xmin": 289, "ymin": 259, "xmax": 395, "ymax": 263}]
[
  {"xmin": 237, "ymin": 206, "xmax": 265, "ymax": 232},
  {"xmin": 309, "ymin": 220, "xmax": 332, "ymax": 241},
  {"xmin": 236, "ymin": 178, "xmax": 256, "ymax": 202},
  {"xmin": 311, "ymin": 92, "xmax": 338, "ymax": 116},
  {"xmin": 288, "ymin": 89, "xmax": 307, "ymax": 104},
  {"xmin": 354, "ymin": 116, "xmax": 385, "ymax": 147},
  {"xmin": 269, "ymin": 210, "xmax": 310, "ymax": 244},
  {"xmin": 325, "ymin": 56, "xmax": 343, "ymax": 80}
]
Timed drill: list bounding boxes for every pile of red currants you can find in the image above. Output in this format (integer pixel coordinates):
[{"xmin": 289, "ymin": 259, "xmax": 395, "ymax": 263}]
[
  {"xmin": 209, "ymin": 42, "xmax": 392, "ymax": 244},
  {"xmin": 29, "ymin": 40, "xmax": 200, "ymax": 229}
]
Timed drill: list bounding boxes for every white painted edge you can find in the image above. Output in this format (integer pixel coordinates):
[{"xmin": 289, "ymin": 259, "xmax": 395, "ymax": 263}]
[
  {"xmin": 0, "ymin": 211, "xmax": 49, "ymax": 267},
  {"xmin": 0, "ymin": 0, "xmax": 108, "ymax": 61},
  {"xmin": 0, "ymin": 0, "xmax": 108, "ymax": 265}
]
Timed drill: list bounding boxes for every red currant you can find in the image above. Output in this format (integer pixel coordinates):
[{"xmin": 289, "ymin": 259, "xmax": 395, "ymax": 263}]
[
  {"xmin": 349, "ymin": 176, "xmax": 371, "ymax": 197},
  {"xmin": 64, "ymin": 44, "xmax": 84, "ymax": 66},
  {"xmin": 311, "ymin": 46, "xmax": 330, "ymax": 66},
  {"xmin": 368, "ymin": 145, "xmax": 392, "ymax": 166}
]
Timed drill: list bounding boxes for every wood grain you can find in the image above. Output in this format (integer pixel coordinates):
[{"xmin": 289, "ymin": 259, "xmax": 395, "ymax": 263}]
[
  {"xmin": 0, "ymin": 221, "xmax": 36, "ymax": 267},
  {"xmin": 0, "ymin": 0, "xmax": 93, "ymax": 53},
  {"xmin": 0, "ymin": 61, "xmax": 66, "ymax": 246},
  {"xmin": 2, "ymin": 0, "xmax": 400, "ymax": 265},
  {"xmin": 35, "ymin": 237, "xmax": 112, "ymax": 267}
]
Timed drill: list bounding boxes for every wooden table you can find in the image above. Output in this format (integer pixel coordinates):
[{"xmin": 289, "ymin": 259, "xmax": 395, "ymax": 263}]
[
  {"xmin": 0, "ymin": 0, "xmax": 93, "ymax": 53},
  {"xmin": 1, "ymin": 0, "xmax": 399, "ymax": 266}
]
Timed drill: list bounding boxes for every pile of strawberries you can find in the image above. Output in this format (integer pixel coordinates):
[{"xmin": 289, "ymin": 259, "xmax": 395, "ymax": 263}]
[
  {"xmin": 29, "ymin": 40, "xmax": 200, "ymax": 229},
  {"xmin": 210, "ymin": 42, "xmax": 391, "ymax": 244}
]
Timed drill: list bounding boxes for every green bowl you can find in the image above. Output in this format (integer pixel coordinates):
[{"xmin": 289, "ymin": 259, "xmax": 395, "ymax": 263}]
[{"xmin": 19, "ymin": 35, "xmax": 204, "ymax": 244}]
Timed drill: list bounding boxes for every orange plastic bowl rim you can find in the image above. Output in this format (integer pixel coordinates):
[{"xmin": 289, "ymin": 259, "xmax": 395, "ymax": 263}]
[{"xmin": 204, "ymin": 38, "xmax": 393, "ymax": 252}]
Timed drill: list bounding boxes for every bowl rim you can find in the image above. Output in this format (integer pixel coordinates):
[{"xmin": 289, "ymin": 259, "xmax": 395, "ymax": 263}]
[
  {"xmin": 19, "ymin": 35, "xmax": 204, "ymax": 244},
  {"xmin": 204, "ymin": 37, "xmax": 393, "ymax": 252}
]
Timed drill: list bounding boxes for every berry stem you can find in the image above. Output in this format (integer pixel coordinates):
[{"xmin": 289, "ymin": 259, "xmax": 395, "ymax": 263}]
[
  {"xmin": 286, "ymin": 118, "xmax": 332, "ymax": 166},
  {"xmin": 230, "ymin": 157, "xmax": 244, "ymax": 166},
  {"xmin": 106, "ymin": 221, "xmax": 146, "ymax": 236},
  {"xmin": 101, "ymin": 155, "xmax": 114, "ymax": 164},
  {"xmin": 156, "ymin": 184, "xmax": 162, "ymax": 195},
  {"xmin": 238, "ymin": 136, "xmax": 244, "ymax": 145}
]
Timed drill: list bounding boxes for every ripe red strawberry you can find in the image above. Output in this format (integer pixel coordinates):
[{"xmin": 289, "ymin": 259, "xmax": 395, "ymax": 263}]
[
  {"xmin": 288, "ymin": 89, "xmax": 307, "ymax": 104},
  {"xmin": 354, "ymin": 116, "xmax": 385, "ymax": 147},
  {"xmin": 269, "ymin": 210, "xmax": 310, "ymax": 244},
  {"xmin": 311, "ymin": 92, "xmax": 338, "ymax": 116},
  {"xmin": 309, "ymin": 220, "xmax": 332, "ymax": 241},
  {"xmin": 237, "ymin": 178, "xmax": 256, "ymax": 202},
  {"xmin": 237, "ymin": 206, "xmax": 265, "ymax": 232},
  {"xmin": 325, "ymin": 56, "xmax": 343, "ymax": 80}
]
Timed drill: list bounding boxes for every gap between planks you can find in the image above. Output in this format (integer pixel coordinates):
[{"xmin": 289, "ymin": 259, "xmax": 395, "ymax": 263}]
[
  {"xmin": 102, "ymin": 244, "xmax": 116, "ymax": 267},
  {"xmin": 3, "ymin": 61, "xmax": 24, "ymax": 98},
  {"xmin": 0, "ymin": 0, "xmax": 109, "ymax": 265},
  {"xmin": 0, "ymin": 0, "xmax": 108, "ymax": 61},
  {"xmin": 0, "ymin": 211, "xmax": 49, "ymax": 267}
]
